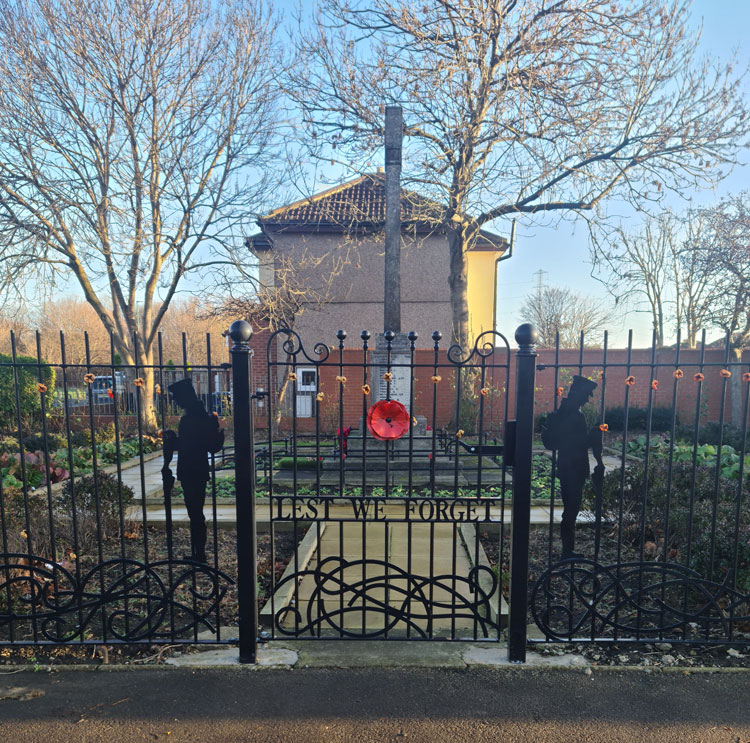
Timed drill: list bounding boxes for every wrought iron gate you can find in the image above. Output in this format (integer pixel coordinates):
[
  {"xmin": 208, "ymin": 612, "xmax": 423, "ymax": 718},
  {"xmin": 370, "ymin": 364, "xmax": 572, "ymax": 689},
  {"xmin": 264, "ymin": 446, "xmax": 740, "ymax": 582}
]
[
  {"xmin": 3, "ymin": 320, "xmax": 747, "ymax": 663},
  {"xmin": 250, "ymin": 325, "xmax": 516, "ymax": 646}
]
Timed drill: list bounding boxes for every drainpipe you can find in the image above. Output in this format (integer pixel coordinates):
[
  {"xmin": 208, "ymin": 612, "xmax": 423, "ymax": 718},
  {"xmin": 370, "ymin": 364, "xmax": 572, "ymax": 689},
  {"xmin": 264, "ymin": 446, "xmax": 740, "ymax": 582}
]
[{"xmin": 492, "ymin": 219, "xmax": 515, "ymax": 335}]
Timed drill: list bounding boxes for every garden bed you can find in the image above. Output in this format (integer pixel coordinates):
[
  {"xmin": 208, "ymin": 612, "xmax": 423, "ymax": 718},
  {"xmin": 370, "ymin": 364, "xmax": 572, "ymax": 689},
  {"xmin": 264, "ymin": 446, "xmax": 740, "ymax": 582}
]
[{"xmin": 0, "ymin": 525, "xmax": 306, "ymax": 663}]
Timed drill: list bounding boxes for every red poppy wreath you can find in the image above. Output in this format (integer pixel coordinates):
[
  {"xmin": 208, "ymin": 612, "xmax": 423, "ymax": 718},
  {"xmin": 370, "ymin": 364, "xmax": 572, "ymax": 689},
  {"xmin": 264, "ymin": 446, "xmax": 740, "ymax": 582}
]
[{"xmin": 366, "ymin": 399, "xmax": 410, "ymax": 441}]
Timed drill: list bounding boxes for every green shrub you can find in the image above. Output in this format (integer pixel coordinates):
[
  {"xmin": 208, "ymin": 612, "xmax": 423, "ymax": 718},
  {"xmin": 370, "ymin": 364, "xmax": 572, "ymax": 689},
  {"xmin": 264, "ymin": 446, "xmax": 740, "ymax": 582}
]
[
  {"xmin": 0, "ymin": 353, "xmax": 55, "ymax": 433},
  {"xmin": 277, "ymin": 456, "xmax": 322, "ymax": 470},
  {"xmin": 21, "ymin": 432, "xmax": 66, "ymax": 453},
  {"xmin": 584, "ymin": 460, "xmax": 750, "ymax": 590},
  {"xmin": 69, "ymin": 429, "xmax": 92, "ymax": 448},
  {"xmin": 604, "ymin": 406, "xmax": 678, "ymax": 432},
  {"xmin": 692, "ymin": 422, "xmax": 748, "ymax": 452},
  {"xmin": 57, "ymin": 472, "xmax": 134, "ymax": 555}
]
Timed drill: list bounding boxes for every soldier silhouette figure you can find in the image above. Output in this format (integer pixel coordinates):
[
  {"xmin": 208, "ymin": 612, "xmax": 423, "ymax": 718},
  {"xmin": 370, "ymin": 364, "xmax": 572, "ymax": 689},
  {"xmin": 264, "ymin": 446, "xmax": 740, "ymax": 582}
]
[
  {"xmin": 541, "ymin": 375, "xmax": 604, "ymax": 560},
  {"xmin": 162, "ymin": 378, "xmax": 224, "ymax": 563}
]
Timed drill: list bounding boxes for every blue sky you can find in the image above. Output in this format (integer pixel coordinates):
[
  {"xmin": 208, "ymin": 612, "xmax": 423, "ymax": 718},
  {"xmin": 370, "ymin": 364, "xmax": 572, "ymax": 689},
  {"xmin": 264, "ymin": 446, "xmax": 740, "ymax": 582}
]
[
  {"xmin": 41, "ymin": 0, "xmax": 749, "ymax": 349},
  {"xmin": 492, "ymin": 0, "xmax": 750, "ymax": 348},
  {"xmin": 269, "ymin": 0, "xmax": 750, "ymax": 349}
]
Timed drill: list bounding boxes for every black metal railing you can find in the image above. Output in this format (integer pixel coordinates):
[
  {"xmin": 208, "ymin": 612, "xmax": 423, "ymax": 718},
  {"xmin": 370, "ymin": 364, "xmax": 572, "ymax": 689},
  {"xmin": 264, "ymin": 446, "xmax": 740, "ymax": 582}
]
[
  {"xmin": 0, "ymin": 329, "xmax": 234, "ymax": 647},
  {"xmin": 4, "ymin": 321, "xmax": 744, "ymax": 659},
  {"xmin": 528, "ymin": 329, "xmax": 750, "ymax": 647}
]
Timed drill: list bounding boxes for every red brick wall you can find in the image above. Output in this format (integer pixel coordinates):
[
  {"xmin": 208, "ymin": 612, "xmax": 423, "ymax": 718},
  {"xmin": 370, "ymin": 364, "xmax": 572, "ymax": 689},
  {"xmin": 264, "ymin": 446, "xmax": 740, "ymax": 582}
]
[{"xmin": 260, "ymin": 344, "xmax": 749, "ymax": 435}]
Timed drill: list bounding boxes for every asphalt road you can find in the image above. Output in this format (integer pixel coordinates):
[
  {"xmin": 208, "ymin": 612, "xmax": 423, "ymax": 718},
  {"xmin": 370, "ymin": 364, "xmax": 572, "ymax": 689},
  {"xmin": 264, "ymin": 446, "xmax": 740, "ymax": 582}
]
[{"xmin": 0, "ymin": 667, "xmax": 748, "ymax": 742}]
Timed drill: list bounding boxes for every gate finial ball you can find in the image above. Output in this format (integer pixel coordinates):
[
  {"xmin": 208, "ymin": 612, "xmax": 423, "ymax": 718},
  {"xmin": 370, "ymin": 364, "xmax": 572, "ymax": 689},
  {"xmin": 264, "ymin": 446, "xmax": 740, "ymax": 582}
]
[
  {"xmin": 515, "ymin": 323, "xmax": 538, "ymax": 348},
  {"xmin": 229, "ymin": 320, "xmax": 253, "ymax": 344}
]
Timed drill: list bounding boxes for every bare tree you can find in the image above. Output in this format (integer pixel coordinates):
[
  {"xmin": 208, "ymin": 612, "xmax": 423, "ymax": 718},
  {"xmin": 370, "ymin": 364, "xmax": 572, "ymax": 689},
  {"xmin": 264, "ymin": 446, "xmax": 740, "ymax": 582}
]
[
  {"xmin": 287, "ymin": 0, "xmax": 749, "ymax": 348},
  {"xmin": 0, "ymin": 0, "xmax": 283, "ymax": 429},
  {"xmin": 0, "ymin": 303, "xmax": 33, "ymax": 356},
  {"xmin": 519, "ymin": 285, "xmax": 611, "ymax": 348},
  {"xmin": 34, "ymin": 298, "xmax": 111, "ymax": 366},
  {"xmin": 677, "ymin": 211, "xmax": 715, "ymax": 349},
  {"xmin": 693, "ymin": 192, "xmax": 750, "ymax": 425},
  {"xmin": 592, "ymin": 211, "xmax": 713, "ymax": 348}
]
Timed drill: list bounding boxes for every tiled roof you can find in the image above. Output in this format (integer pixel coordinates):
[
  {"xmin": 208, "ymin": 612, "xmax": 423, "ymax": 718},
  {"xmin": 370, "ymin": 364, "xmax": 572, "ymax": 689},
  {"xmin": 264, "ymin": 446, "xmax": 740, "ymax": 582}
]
[
  {"xmin": 258, "ymin": 172, "xmax": 508, "ymax": 251},
  {"xmin": 261, "ymin": 173, "xmax": 443, "ymax": 228}
]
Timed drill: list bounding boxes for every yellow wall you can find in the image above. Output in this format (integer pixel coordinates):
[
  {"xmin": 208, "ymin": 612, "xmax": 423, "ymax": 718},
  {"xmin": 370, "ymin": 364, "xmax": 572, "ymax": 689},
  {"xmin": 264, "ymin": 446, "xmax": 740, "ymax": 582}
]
[{"xmin": 467, "ymin": 251, "xmax": 500, "ymax": 343}]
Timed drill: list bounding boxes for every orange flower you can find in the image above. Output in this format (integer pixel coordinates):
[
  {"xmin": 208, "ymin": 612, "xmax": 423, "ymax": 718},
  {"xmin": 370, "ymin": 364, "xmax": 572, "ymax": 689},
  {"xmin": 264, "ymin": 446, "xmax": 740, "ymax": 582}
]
[
  {"xmin": 694, "ymin": 373, "xmax": 705, "ymax": 382},
  {"xmin": 133, "ymin": 377, "xmax": 144, "ymax": 387},
  {"xmin": 84, "ymin": 373, "xmax": 95, "ymax": 384},
  {"xmin": 720, "ymin": 369, "xmax": 732, "ymax": 378},
  {"xmin": 673, "ymin": 369, "xmax": 683, "ymax": 379},
  {"xmin": 316, "ymin": 392, "xmax": 325, "ymax": 402},
  {"xmin": 412, "ymin": 416, "xmax": 418, "ymax": 426},
  {"xmin": 288, "ymin": 372, "xmax": 297, "ymax": 382},
  {"xmin": 651, "ymin": 379, "xmax": 659, "ymax": 391},
  {"xmin": 625, "ymin": 375, "xmax": 636, "ymax": 387},
  {"xmin": 155, "ymin": 384, "xmax": 161, "ymax": 395},
  {"xmin": 431, "ymin": 375, "xmax": 442, "ymax": 384},
  {"xmin": 480, "ymin": 387, "xmax": 490, "ymax": 397},
  {"xmin": 107, "ymin": 388, "xmax": 114, "ymax": 399},
  {"xmin": 456, "ymin": 429, "xmax": 464, "ymax": 439},
  {"xmin": 556, "ymin": 386, "xmax": 563, "ymax": 397},
  {"xmin": 599, "ymin": 423, "xmax": 609, "ymax": 432},
  {"xmin": 336, "ymin": 375, "xmax": 347, "ymax": 385},
  {"xmin": 37, "ymin": 383, "xmax": 47, "ymax": 393},
  {"xmin": 743, "ymin": 372, "xmax": 750, "ymax": 383},
  {"xmin": 382, "ymin": 372, "xmax": 393, "ymax": 382},
  {"xmin": 20, "ymin": 530, "xmax": 28, "ymax": 540},
  {"xmin": 361, "ymin": 384, "xmax": 370, "ymax": 395},
  {"xmin": 69, "ymin": 552, "xmax": 77, "ymax": 560}
]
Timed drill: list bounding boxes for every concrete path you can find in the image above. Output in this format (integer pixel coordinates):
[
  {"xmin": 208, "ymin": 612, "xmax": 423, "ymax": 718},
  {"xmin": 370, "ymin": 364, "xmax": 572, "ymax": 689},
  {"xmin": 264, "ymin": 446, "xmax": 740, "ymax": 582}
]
[{"xmin": 274, "ymin": 521, "xmax": 502, "ymax": 638}]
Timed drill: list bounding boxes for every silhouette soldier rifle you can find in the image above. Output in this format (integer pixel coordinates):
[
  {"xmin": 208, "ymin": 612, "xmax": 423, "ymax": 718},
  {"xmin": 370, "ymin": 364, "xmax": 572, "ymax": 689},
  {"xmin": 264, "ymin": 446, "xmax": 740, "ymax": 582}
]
[
  {"xmin": 541, "ymin": 375, "xmax": 605, "ymax": 560},
  {"xmin": 162, "ymin": 378, "xmax": 224, "ymax": 563}
]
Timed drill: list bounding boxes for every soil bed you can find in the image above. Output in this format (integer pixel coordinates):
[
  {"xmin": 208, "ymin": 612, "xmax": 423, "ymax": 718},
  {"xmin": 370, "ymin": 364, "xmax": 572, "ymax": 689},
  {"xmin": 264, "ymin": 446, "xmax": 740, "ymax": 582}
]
[
  {"xmin": 479, "ymin": 525, "xmax": 750, "ymax": 669},
  {"xmin": 0, "ymin": 526, "xmax": 304, "ymax": 666}
]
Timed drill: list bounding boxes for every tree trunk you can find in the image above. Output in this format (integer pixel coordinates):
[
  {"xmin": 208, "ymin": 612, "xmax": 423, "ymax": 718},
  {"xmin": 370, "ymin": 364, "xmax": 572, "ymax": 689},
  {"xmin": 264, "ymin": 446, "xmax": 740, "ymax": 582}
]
[
  {"xmin": 447, "ymin": 227, "xmax": 470, "ymax": 350},
  {"xmin": 135, "ymin": 349, "xmax": 159, "ymax": 434},
  {"xmin": 730, "ymin": 346, "xmax": 745, "ymax": 428}
]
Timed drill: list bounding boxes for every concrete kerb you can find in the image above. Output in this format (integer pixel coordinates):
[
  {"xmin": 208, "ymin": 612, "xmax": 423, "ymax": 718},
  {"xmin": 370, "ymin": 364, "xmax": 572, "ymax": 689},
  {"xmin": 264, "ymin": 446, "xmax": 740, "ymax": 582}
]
[{"xmin": 3, "ymin": 636, "xmax": 750, "ymax": 674}]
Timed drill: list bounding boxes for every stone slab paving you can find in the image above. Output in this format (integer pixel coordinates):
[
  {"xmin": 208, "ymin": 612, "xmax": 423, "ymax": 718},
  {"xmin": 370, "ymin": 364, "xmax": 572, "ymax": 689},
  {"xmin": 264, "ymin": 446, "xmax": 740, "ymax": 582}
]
[{"xmin": 276, "ymin": 520, "xmax": 500, "ymax": 638}]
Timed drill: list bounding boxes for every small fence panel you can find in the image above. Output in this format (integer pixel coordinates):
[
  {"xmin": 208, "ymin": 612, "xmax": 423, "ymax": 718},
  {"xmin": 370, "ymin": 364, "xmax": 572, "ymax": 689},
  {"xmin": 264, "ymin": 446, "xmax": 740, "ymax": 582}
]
[
  {"xmin": 0, "ymin": 331, "xmax": 235, "ymax": 647},
  {"xmin": 260, "ymin": 329, "xmax": 512, "ymax": 641},
  {"xmin": 528, "ymin": 331, "xmax": 750, "ymax": 647}
]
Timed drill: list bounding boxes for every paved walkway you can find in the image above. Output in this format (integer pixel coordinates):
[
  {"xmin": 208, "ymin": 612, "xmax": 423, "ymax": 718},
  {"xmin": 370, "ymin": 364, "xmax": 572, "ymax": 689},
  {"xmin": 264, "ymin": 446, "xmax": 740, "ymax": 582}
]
[{"xmin": 272, "ymin": 520, "xmax": 503, "ymax": 638}]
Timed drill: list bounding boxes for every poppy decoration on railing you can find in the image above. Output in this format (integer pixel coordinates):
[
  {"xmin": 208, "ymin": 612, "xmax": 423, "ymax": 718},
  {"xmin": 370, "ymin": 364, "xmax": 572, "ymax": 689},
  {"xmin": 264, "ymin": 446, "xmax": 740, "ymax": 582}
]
[{"xmin": 366, "ymin": 399, "xmax": 410, "ymax": 441}]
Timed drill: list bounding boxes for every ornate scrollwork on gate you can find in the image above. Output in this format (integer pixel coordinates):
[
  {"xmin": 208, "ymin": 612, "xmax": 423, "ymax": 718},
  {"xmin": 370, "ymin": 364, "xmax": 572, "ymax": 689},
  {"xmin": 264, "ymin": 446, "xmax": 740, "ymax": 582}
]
[
  {"xmin": 272, "ymin": 555, "xmax": 499, "ymax": 638},
  {"xmin": 0, "ymin": 554, "xmax": 233, "ymax": 642},
  {"xmin": 531, "ymin": 558, "xmax": 750, "ymax": 642}
]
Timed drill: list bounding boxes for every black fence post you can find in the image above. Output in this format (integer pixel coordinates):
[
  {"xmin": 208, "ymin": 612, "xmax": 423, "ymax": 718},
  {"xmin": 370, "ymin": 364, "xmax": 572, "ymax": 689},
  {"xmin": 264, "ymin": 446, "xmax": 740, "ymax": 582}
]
[
  {"xmin": 508, "ymin": 323, "xmax": 537, "ymax": 663},
  {"xmin": 230, "ymin": 320, "xmax": 258, "ymax": 664}
]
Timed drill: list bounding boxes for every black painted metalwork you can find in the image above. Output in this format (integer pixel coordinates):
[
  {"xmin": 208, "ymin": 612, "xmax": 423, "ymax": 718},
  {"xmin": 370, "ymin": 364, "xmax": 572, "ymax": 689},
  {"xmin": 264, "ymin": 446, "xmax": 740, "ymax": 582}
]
[
  {"xmin": 263, "ymin": 327, "xmax": 513, "ymax": 643},
  {"xmin": 531, "ymin": 328, "xmax": 750, "ymax": 647},
  {"xmin": 0, "ymin": 553, "xmax": 232, "ymax": 642},
  {"xmin": 508, "ymin": 323, "xmax": 537, "ymax": 662},
  {"xmin": 0, "ymin": 328, "xmax": 235, "ymax": 646},
  {"xmin": 230, "ymin": 320, "xmax": 258, "ymax": 663},
  {"xmin": 271, "ymin": 556, "xmax": 499, "ymax": 639},
  {"xmin": 531, "ymin": 559, "xmax": 750, "ymax": 643}
]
